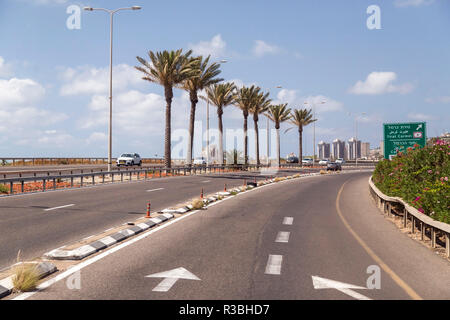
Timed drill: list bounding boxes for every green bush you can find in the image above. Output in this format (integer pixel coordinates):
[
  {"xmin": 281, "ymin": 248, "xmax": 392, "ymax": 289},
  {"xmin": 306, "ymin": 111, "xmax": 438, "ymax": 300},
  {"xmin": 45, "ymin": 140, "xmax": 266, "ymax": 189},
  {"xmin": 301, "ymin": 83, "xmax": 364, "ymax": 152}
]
[
  {"xmin": 0, "ymin": 184, "xmax": 8, "ymax": 194},
  {"xmin": 373, "ymin": 140, "xmax": 450, "ymax": 223}
]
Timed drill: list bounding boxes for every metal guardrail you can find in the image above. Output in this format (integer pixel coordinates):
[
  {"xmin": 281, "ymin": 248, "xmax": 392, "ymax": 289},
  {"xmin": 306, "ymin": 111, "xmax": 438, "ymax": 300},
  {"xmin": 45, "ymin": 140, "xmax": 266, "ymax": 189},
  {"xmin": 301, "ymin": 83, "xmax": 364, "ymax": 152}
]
[
  {"xmin": 0, "ymin": 164, "xmax": 289, "ymax": 196},
  {"xmin": 369, "ymin": 176, "xmax": 450, "ymax": 258},
  {"xmin": 0, "ymin": 157, "xmax": 165, "ymax": 166}
]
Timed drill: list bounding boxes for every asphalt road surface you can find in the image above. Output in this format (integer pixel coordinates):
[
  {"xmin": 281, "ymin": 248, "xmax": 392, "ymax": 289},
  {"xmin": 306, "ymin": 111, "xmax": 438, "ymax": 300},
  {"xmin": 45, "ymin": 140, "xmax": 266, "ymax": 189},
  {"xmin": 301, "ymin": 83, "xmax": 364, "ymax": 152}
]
[
  {"xmin": 13, "ymin": 171, "xmax": 450, "ymax": 300},
  {"xmin": 0, "ymin": 168, "xmax": 311, "ymax": 270}
]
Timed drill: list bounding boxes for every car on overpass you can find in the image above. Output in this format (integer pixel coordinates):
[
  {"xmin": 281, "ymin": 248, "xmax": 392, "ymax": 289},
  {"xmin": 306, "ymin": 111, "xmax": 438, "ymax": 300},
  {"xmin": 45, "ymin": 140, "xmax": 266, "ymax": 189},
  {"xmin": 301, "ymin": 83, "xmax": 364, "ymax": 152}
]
[
  {"xmin": 302, "ymin": 158, "xmax": 313, "ymax": 165},
  {"xmin": 116, "ymin": 153, "xmax": 142, "ymax": 167},
  {"xmin": 336, "ymin": 158, "xmax": 346, "ymax": 164},
  {"xmin": 286, "ymin": 156, "xmax": 299, "ymax": 163},
  {"xmin": 318, "ymin": 159, "xmax": 330, "ymax": 165},
  {"xmin": 193, "ymin": 157, "xmax": 207, "ymax": 166}
]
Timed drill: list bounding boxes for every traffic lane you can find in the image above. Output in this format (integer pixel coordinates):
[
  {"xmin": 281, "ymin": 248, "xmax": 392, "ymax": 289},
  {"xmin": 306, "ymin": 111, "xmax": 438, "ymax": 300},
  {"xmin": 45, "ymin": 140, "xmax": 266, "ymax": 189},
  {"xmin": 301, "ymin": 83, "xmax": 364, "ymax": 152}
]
[
  {"xmin": 27, "ymin": 174, "xmax": 331, "ymax": 299},
  {"xmin": 0, "ymin": 168, "xmax": 305, "ymax": 269},
  {"xmin": 339, "ymin": 174, "xmax": 450, "ymax": 299},
  {"xmin": 249, "ymin": 171, "xmax": 409, "ymax": 300},
  {"xmin": 26, "ymin": 172, "xmax": 401, "ymax": 300}
]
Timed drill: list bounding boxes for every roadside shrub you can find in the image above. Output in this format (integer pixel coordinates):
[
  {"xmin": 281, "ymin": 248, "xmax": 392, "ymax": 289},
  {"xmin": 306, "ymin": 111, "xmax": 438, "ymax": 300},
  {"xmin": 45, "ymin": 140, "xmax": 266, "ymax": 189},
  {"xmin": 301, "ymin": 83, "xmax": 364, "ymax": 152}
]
[
  {"xmin": 372, "ymin": 140, "xmax": 450, "ymax": 223},
  {"xmin": 191, "ymin": 198, "xmax": 204, "ymax": 210},
  {"xmin": 0, "ymin": 184, "xmax": 8, "ymax": 194}
]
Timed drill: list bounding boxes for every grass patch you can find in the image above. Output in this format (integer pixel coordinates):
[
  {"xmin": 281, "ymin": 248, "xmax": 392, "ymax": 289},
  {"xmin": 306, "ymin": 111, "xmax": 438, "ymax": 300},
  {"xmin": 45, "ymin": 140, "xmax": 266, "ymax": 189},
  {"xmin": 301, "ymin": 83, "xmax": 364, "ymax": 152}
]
[
  {"xmin": 191, "ymin": 198, "xmax": 205, "ymax": 210},
  {"xmin": 230, "ymin": 190, "xmax": 239, "ymax": 196},
  {"xmin": 11, "ymin": 251, "xmax": 40, "ymax": 293}
]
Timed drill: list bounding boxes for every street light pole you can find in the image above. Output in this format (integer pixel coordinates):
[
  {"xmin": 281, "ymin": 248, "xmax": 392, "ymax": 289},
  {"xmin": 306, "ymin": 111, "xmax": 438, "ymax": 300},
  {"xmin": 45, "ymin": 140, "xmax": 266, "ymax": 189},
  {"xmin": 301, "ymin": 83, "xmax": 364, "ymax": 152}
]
[
  {"xmin": 304, "ymin": 100, "xmax": 326, "ymax": 167},
  {"xmin": 84, "ymin": 6, "xmax": 141, "ymax": 172}
]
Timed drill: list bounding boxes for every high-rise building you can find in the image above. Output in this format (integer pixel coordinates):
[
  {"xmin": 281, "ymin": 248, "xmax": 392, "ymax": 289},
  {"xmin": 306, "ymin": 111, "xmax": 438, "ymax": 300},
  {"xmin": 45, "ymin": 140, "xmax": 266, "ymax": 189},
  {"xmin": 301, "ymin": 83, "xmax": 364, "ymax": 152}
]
[
  {"xmin": 317, "ymin": 141, "xmax": 330, "ymax": 159},
  {"xmin": 331, "ymin": 139, "xmax": 345, "ymax": 160},
  {"xmin": 347, "ymin": 137, "xmax": 361, "ymax": 160},
  {"xmin": 361, "ymin": 142, "xmax": 370, "ymax": 158}
]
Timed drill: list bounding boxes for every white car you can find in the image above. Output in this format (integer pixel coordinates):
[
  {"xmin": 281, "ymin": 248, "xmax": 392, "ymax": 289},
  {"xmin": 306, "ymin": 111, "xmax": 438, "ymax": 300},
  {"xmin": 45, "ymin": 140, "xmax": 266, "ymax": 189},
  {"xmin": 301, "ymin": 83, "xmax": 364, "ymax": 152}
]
[
  {"xmin": 302, "ymin": 158, "xmax": 313, "ymax": 165},
  {"xmin": 116, "ymin": 153, "xmax": 142, "ymax": 166},
  {"xmin": 318, "ymin": 159, "xmax": 330, "ymax": 165},
  {"xmin": 336, "ymin": 158, "xmax": 346, "ymax": 164},
  {"xmin": 193, "ymin": 157, "xmax": 207, "ymax": 165}
]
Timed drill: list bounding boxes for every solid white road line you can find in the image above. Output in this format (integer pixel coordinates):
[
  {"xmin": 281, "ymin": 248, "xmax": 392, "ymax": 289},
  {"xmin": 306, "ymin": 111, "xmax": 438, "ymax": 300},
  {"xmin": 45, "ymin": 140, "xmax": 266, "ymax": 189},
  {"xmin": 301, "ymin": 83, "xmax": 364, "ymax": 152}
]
[
  {"xmin": 146, "ymin": 188, "xmax": 164, "ymax": 192},
  {"xmin": 265, "ymin": 254, "xmax": 283, "ymax": 275},
  {"xmin": 275, "ymin": 231, "xmax": 290, "ymax": 243},
  {"xmin": 202, "ymin": 180, "xmax": 211, "ymax": 183},
  {"xmin": 282, "ymin": 217, "xmax": 294, "ymax": 225},
  {"xmin": 44, "ymin": 204, "xmax": 75, "ymax": 211}
]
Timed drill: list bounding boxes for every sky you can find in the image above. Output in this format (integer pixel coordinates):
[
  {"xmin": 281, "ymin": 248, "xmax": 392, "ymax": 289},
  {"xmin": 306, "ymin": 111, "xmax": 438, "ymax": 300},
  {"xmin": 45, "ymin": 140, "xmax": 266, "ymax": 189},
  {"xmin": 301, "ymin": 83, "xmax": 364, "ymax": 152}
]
[{"xmin": 0, "ymin": 0, "xmax": 449, "ymax": 159}]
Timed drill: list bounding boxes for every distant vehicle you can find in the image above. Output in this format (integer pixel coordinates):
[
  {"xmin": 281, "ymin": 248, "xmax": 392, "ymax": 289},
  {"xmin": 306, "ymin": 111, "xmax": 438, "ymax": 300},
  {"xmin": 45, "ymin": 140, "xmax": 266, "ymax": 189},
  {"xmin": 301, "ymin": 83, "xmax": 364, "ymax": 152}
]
[
  {"xmin": 327, "ymin": 162, "xmax": 342, "ymax": 171},
  {"xmin": 193, "ymin": 157, "xmax": 207, "ymax": 165},
  {"xmin": 318, "ymin": 159, "xmax": 330, "ymax": 165},
  {"xmin": 116, "ymin": 153, "xmax": 142, "ymax": 166},
  {"xmin": 302, "ymin": 158, "xmax": 313, "ymax": 165},
  {"xmin": 286, "ymin": 156, "xmax": 299, "ymax": 163},
  {"xmin": 335, "ymin": 158, "xmax": 346, "ymax": 164}
]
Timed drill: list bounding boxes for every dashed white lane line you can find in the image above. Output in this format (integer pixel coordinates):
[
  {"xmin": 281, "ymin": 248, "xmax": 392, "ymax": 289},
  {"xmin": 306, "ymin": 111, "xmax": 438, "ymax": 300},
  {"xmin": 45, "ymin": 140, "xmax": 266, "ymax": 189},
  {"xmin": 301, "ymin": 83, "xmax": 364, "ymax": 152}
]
[
  {"xmin": 282, "ymin": 217, "xmax": 294, "ymax": 225},
  {"xmin": 44, "ymin": 204, "xmax": 75, "ymax": 211},
  {"xmin": 202, "ymin": 180, "xmax": 211, "ymax": 183},
  {"xmin": 275, "ymin": 231, "xmax": 290, "ymax": 243},
  {"xmin": 265, "ymin": 254, "xmax": 283, "ymax": 275},
  {"xmin": 146, "ymin": 188, "xmax": 164, "ymax": 192}
]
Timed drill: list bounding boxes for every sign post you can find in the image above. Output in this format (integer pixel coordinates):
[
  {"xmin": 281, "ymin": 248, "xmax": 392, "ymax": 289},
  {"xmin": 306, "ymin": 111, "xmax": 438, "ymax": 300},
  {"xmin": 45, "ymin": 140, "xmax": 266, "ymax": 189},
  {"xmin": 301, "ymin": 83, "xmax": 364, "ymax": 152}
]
[{"xmin": 383, "ymin": 122, "xmax": 426, "ymax": 160}]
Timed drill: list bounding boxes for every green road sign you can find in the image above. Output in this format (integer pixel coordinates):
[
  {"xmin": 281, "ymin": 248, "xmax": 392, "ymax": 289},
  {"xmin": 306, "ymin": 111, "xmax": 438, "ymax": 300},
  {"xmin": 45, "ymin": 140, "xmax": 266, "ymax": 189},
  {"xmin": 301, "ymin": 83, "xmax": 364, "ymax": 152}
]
[{"xmin": 383, "ymin": 122, "xmax": 427, "ymax": 160}]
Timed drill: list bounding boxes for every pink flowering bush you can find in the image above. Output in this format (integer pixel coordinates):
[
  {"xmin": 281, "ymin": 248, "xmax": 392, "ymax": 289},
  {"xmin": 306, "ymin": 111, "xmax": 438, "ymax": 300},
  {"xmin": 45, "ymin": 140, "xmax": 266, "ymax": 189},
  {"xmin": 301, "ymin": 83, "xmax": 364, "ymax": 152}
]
[{"xmin": 373, "ymin": 140, "xmax": 450, "ymax": 223}]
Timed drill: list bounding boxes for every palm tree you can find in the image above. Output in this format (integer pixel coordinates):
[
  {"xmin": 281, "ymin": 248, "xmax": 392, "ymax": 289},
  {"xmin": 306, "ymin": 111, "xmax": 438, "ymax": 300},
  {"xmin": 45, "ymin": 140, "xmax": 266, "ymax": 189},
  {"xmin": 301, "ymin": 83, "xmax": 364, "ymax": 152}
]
[
  {"xmin": 233, "ymin": 85, "xmax": 261, "ymax": 166},
  {"xmin": 180, "ymin": 56, "xmax": 223, "ymax": 166},
  {"xmin": 203, "ymin": 82, "xmax": 236, "ymax": 165},
  {"xmin": 135, "ymin": 49, "xmax": 197, "ymax": 168},
  {"xmin": 288, "ymin": 108, "xmax": 316, "ymax": 166},
  {"xmin": 250, "ymin": 90, "xmax": 271, "ymax": 166},
  {"xmin": 266, "ymin": 103, "xmax": 291, "ymax": 166}
]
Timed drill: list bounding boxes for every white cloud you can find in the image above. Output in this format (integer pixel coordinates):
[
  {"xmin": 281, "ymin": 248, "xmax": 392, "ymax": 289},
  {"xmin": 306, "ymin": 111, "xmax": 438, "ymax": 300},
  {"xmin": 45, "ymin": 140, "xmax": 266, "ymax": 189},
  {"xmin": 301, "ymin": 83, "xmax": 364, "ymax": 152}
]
[
  {"xmin": 59, "ymin": 64, "xmax": 143, "ymax": 96},
  {"xmin": 394, "ymin": 0, "xmax": 434, "ymax": 7},
  {"xmin": 408, "ymin": 112, "xmax": 435, "ymax": 121},
  {"xmin": 274, "ymin": 89, "xmax": 343, "ymax": 114},
  {"xmin": 188, "ymin": 34, "xmax": 227, "ymax": 59},
  {"xmin": 252, "ymin": 40, "xmax": 281, "ymax": 57},
  {"xmin": 348, "ymin": 72, "xmax": 414, "ymax": 95},
  {"xmin": 0, "ymin": 78, "xmax": 46, "ymax": 108},
  {"xmin": 0, "ymin": 57, "xmax": 69, "ymax": 148},
  {"xmin": 0, "ymin": 57, "xmax": 13, "ymax": 78}
]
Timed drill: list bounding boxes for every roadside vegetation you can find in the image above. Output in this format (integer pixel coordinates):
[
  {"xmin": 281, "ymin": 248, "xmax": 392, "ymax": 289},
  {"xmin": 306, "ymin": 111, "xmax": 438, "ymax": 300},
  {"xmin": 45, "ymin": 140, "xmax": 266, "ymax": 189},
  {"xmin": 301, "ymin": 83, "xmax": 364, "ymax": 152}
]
[{"xmin": 373, "ymin": 140, "xmax": 450, "ymax": 223}]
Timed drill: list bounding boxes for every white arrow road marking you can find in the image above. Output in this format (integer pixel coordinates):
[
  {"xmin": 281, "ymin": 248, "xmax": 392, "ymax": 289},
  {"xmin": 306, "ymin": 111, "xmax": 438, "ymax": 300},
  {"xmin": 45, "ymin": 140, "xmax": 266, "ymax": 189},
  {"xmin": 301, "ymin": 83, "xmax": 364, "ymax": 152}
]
[
  {"xmin": 44, "ymin": 204, "xmax": 75, "ymax": 211},
  {"xmin": 146, "ymin": 267, "xmax": 200, "ymax": 292},
  {"xmin": 282, "ymin": 217, "xmax": 294, "ymax": 225},
  {"xmin": 146, "ymin": 188, "xmax": 164, "ymax": 192},
  {"xmin": 312, "ymin": 276, "xmax": 372, "ymax": 300}
]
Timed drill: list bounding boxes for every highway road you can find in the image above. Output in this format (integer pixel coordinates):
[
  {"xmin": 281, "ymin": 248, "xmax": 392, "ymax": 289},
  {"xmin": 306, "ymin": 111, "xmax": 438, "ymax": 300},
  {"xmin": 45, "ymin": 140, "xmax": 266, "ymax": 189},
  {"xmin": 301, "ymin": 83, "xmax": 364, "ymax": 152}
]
[
  {"xmin": 11, "ymin": 171, "xmax": 450, "ymax": 300},
  {"xmin": 0, "ymin": 168, "xmax": 312, "ymax": 270}
]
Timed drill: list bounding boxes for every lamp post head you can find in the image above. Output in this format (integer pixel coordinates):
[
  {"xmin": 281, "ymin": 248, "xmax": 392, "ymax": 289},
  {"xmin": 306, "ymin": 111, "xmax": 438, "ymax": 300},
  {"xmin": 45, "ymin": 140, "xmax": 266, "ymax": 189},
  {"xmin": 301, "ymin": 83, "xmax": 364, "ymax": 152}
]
[
  {"xmin": 83, "ymin": 6, "xmax": 93, "ymax": 11},
  {"xmin": 131, "ymin": 6, "xmax": 142, "ymax": 10}
]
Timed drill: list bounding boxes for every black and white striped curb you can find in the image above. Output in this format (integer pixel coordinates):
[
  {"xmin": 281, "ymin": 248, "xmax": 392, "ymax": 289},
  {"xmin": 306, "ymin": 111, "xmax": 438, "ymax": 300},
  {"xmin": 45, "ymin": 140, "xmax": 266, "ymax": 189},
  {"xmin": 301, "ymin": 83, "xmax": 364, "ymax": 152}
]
[
  {"xmin": 44, "ymin": 213, "xmax": 175, "ymax": 260},
  {"xmin": 0, "ymin": 261, "xmax": 56, "ymax": 298}
]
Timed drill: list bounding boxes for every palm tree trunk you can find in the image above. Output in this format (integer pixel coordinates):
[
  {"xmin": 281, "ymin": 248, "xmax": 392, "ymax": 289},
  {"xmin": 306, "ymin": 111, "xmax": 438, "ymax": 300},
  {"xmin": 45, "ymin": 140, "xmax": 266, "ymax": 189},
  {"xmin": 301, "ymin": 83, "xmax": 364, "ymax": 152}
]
[
  {"xmin": 299, "ymin": 127, "xmax": 303, "ymax": 166},
  {"xmin": 218, "ymin": 111, "xmax": 224, "ymax": 165},
  {"xmin": 276, "ymin": 127, "xmax": 280, "ymax": 167},
  {"xmin": 164, "ymin": 85, "xmax": 173, "ymax": 169},
  {"xmin": 254, "ymin": 119, "xmax": 260, "ymax": 166},
  {"xmin": 186, "ymin": 90, "xmax": 198, "ymax": 166},
  {"xmin": 243, "ymin": 114, "xmax": 248, "ymax": 166}
]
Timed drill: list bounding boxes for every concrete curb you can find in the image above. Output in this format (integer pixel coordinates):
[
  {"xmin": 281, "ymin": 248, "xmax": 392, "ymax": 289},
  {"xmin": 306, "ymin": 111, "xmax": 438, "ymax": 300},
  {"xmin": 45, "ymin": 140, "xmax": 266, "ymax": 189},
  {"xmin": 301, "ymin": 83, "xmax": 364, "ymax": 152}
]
[
  {"xmin": 0, "ymin": 261, "xmax": 57, "ymax": 299},
  {"xmin": 44, "ymin": 213, "xmax": 174, "ymax": 260}
]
